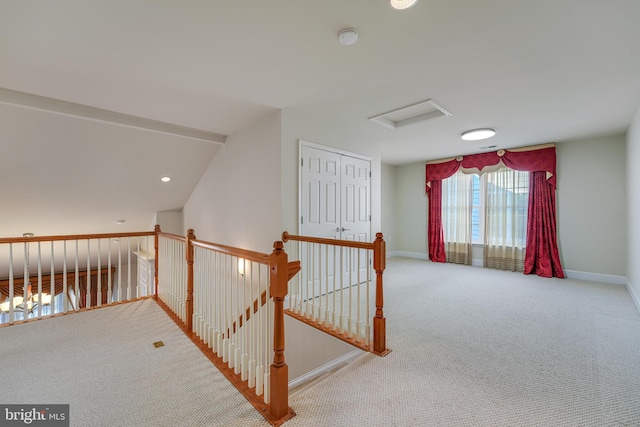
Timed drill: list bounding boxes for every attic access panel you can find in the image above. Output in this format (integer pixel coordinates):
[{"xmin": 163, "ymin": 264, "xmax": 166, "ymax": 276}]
[{"xmin": 368, "ymin": 99, "xmax": 451, "ymax": 130}]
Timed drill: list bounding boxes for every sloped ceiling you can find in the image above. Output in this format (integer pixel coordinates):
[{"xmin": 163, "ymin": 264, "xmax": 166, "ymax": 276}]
[{"xmin": 1, "ymin": 0, "xmax": 640, "ymax": 237}]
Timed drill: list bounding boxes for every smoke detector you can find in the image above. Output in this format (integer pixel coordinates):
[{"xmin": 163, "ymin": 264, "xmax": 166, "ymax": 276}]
[{"xmin": 338, "ymin": 29, "xmax": 358, "ymax": 46}]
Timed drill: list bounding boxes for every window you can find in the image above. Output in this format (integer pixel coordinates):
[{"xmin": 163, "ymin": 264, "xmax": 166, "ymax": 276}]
[
  {"xmin": 441, "ymin": 167, "xmax": 529, "ymax": 268},
  {"xmin": 471, "ymin": 174, "xmax": 482, "ymax": 244},
  {"xmin": 484, "ymin": 168, "xmax": 529, "ymax": 248}
]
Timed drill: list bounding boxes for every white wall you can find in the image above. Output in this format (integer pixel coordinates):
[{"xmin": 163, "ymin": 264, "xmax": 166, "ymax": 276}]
[
  {"xmin": 381, "ymin": 163, "xmax": 398, "ymax": 254},
  {"xmin": 153, "ymin": 210, "xmax": 183, "ymax": 235},
  {"xmin": 183, "ymin": 111, "xmax": 282, "ymax": 252},
  {"xmin": 285, "ymin": 316, "xmax": 358, "ymax": 382},
  {"xmin": 556, "ymin": 135, "xmax": 627, "ymax": 277},
  {"xmin": 627, "ymin": 106, "xmax": 640, "ymax": 310},
  {"xmin": 395, "ymin": 161, "xmax": 428, "ymax": 256}
]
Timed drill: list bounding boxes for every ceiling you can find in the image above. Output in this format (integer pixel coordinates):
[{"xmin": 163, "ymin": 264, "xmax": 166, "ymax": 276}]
[{"xmin": 1, "ymin": 0, "xmax": 640, "ymax": 237}]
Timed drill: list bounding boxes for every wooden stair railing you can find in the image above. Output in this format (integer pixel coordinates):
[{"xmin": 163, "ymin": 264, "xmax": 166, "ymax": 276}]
[
  {"xmin": 0, "ymin": 231, "xmax": 156, "ymax": 326},
  {"xmin": 281, "ymin": 231, "xmax": 389, "ymax": 356},
  {"xmin": 154, "ymin": 226, "xmax": 299, "ymax": 426}
]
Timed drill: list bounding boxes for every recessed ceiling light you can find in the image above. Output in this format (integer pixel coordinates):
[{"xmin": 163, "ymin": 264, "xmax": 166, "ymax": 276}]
[
  {"xmin": 461, "ymin": 128, "xmax": 496, "ymax": 141},
  {"xmin": 161, "ymin": 176, "xmax": 171, "ymax": 182},
  {"xmin": 390, "ymin": 0, "xmax": 419, "ymax": 10}
]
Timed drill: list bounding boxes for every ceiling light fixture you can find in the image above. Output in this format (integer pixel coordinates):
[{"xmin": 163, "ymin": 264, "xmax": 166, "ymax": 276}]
[
  {"xmin": 338, "ymin": 28, "xmax": 358, "ymax": 46},
  {"xmin": 461, "ymin": 128, "xmax": 496, "ymax": 141},
  {"xmin": 161, "ymin": 176, "xmax": 171, "ymax": 182},
  {"xmin": 390, "ymin": 0, "xmax": 419, "ymax": 10}
]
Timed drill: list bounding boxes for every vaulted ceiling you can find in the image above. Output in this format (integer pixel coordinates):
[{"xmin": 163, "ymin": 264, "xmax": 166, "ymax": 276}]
[{"xmin": 1, "ymin": 0, "xmax": 639, "ymax": 237}]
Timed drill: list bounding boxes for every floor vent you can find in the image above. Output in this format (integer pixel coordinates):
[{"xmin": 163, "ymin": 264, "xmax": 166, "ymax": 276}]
[{"xmin": 368, "ymin": 98, "xmax": 451, "ymax": 130}]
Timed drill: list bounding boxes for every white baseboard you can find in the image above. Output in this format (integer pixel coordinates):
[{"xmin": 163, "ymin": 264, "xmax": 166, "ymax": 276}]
[
  {"xmin": 388, "ymin": 251, "xmax": 427, "ymax": 260},
  {"xmin": 563, "ymin": 269, "xmax": 627, "ymax": 285},
  {"xmin": 288, "ymin": 349, "xmax": 363, "ymax": 390},
  {"xmin": 386, "ymin": 254, "xmax": 630, "ymax": 284},
  {"xmin": 625, "ymin": 278, "xmax": 640, "ymax": 314}
]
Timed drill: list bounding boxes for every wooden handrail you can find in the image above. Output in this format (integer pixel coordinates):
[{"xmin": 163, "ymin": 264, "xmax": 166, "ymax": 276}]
[
  {"xmin": 282, "ymin": 231, "xmax": 374, "ymax": 250},
  {"xmin": 0, "ymin": 231, "xmax": 155, "ymax": 245},
  {"xmin": 157, "ymin": 231, "xmax": 185, "ymax": 242},
  {"xmin": 191, "ymin": 239, "xmax": 271, "ymax": 264}
]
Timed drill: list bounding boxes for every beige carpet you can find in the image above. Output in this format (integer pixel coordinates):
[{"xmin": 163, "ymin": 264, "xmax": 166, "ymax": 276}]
[
  {"xmin": 0, "ymin": 299, "xmax": 268, "ymax": 427},
  {"xmin": 2, "ymin": 257, "xmax": 639, "ymax": 426},
  {"xmin": 286, "ymin": 257, "xmax": 640, "ymax": 426}
]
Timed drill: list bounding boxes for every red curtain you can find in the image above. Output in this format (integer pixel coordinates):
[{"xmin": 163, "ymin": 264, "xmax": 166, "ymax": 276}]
[
  {"xmin": 524, "ymin": 172, "xmax": 565, "ymax": 278},
  {"xmin": 425, "ymin": 158, "xmax": 460, "ymax": 263},
  {"xmin": 425, "ymin": 146, "xmax": 564, "ymax": 277},
  {"xmin": 427, "ymin": 180, "xmax": 446, "ymax": 262}
]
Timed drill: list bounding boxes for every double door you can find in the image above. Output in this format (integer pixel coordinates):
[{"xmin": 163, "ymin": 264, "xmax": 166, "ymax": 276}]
[
  {"xmin": 299, "ymin": 144, "xmax": 371, "ymax": 294},
  {"xmin": 300, "ymin": 145, "xmax": 371, "ymax": 242}
]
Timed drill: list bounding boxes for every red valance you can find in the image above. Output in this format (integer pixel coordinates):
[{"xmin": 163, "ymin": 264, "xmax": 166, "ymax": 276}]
[{"xmin": 425, "ymin": 146, "xmax": 557, "ymax": 191}]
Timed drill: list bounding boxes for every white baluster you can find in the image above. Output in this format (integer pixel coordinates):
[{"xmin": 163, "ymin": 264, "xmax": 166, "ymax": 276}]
[
  {"xmin": 50, "ymin": 241, "xmax": 55, "ymax": 315},
  {"xmin": 117, "ymin": 238, "xmax": 122, "ymax": 303},
  {"xmin": 75, "ymin": 240, "xmax": 80, "ymax": 311},
  {"xmin": 86, "ymin": 240, "xmax": 91, "ymax": 309},
  {"xmin": 8, "ymin": 243, "xmax": 14, "ymax": 322},
  {"xmin": 127, "ymin": 238, "xmax": 131, "ymax": 301},
  {"xmin": 63, "ymin": 241, "xmax": 68, "ymax": 313},
  {"xmin": 107, "ymin": 238, "xmax": 112, "ymax": 305}
]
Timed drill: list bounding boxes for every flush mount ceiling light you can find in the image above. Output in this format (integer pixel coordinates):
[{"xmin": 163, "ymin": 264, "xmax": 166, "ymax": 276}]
[
  {"xmin": 161, "ymin": 176, "xmax": 171, "ymax": 182},
  {"xmin": 368, "ymin": 99, "xmax": 451, "ymax": 130},
  {"xmin": 390, "ymin": 0, "xmax": 419, "ymax": 10},
  {"xmin": 115, "ymin": 219, "xmax": 125, "ymax": 225},
  {"xmin": 461, "ymin": 128, "xmax": 496, "ymax": 141},
  {"xmin": 338, "ymin": 28, "xmax": 358, "ymax": 46}
]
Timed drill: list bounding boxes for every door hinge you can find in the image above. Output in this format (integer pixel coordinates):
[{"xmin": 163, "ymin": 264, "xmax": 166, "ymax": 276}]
[
  {"xmin": 369, "ymin": 215, "xmax": 371, "ymax": 221},
  {"xmin": 301, "ymin": 216, "xmax": 304, "ymax": 224},
  {"xmin": 301, "ymin": 158, "xmax": 304, "ymax": 167},
  {"xmin": 369, "ymin": 171, "xmax": 372, "ymax": 178}
]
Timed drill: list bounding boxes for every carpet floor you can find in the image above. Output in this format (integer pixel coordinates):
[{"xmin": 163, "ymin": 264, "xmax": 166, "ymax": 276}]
[{"xmin": 2, "ymin": 257, "xmax": 639, "ymax": 426}]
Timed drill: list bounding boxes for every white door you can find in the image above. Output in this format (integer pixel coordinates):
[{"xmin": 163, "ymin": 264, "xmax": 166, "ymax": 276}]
[
  {"xmin": 300, "ymin": 146, "xmax": 341, "ymax": 239},
  {"xmin": 300, "ymin": 145, "xmax": 371, "ymax": 296},
  {"xmin": 340, "ymin": 155, "xmax": 371, "ymax": 283}
]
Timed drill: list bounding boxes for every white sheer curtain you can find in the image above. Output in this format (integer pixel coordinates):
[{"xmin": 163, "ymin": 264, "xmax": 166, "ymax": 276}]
[
  {"xmin": 441, "ymin": 170, "xmax": 473, "ymax": 265},
  {"xmin": 483, "ymin": 167, "xmax": 529, "ymax": 271}
]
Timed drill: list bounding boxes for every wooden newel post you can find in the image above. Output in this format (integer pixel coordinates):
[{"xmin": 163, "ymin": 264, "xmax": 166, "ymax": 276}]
[
  {"xmin": 186, "ymin": 229, "xmax": 196, "ymax": 332},
  {"xmin": 154, "ymin": 224, "xmax": 161, "ymax": 297},
  {"xmin": 373, "ymin": 232, "xmax": 388, "ymax": 355},
  {"xmin": 269, "ymin": 241, "xmax": 289, "ymax": 420}
]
